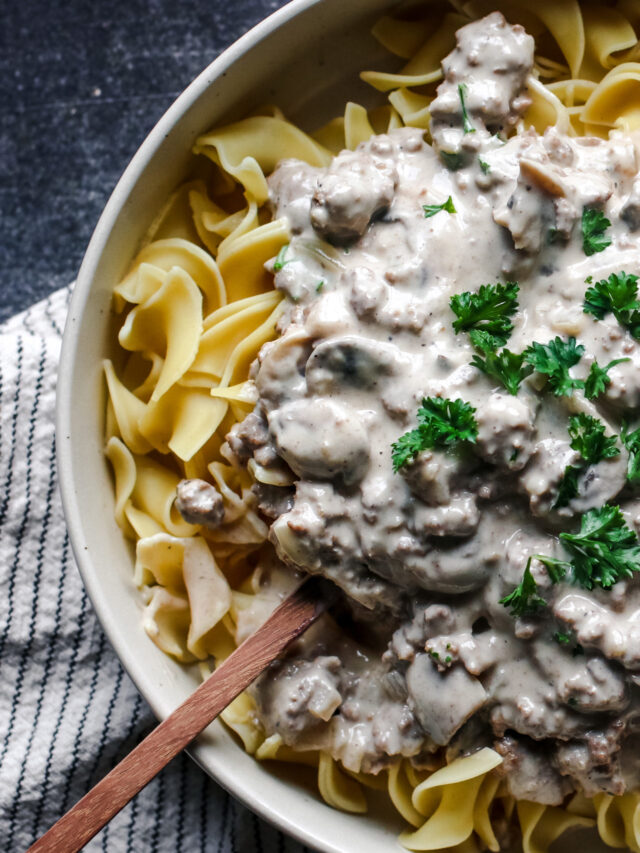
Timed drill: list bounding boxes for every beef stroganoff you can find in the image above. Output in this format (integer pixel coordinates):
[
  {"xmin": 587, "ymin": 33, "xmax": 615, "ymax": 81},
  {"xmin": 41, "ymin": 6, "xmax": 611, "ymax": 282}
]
[{"xmin": 105, "ymin": 2, "xmax": 640, "ymax": 850}]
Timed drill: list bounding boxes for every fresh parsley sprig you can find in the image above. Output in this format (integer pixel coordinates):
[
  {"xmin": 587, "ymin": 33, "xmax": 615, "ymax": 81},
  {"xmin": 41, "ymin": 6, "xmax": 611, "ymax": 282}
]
[
  {"xmin": 458, "ymin": 83, "xmax": 475, "ymax": 134},
  {"xmin": 423, "ymin": 196, "xmax": 456, "ymax": 218},
  {"xmin": 554, "ymin": 466, "xmax": 582, "ymax": 509},
  {"xmin": 584, "ymin": 358, "xmax": 629, "ymax": 399},
  {"xmin": 450, "ymin": 281, "xmax": 519, "ymax": 347},
  {"xmin": 523, "ymin": 336, "xmax": 584, "ymax": 397},
  {"xmin": 554, "ymin": 414, "xmax": 620, "ymax": 508},
  {"xmin": 391, "ymin": 397, "xmax": 478, "ymax": 472},
  {"xmin": 582, "ymin": 208, "xmax": 611, "ymax": 256},
  {"xmin": 470, "ymin": 341, "xmax": 532, "ymax": 396},
  {"xmin": 499, "ymin": 560, "xmax": 547, "ymax": 617},
  {"xmin": 560, "ymin": 504, "xmax": 640, "ymax": 590},
  {"xmin": 583, "ymin": 271, "xmax": 640, "ymax": 338},
  {"xmin": 501, "ymin": 508, "xmax": 640, "ymax": 613},
  {"xmin": 568, "ymin": 413, "xmax": 620, "ymax": 465},
  {"xmin": 622, "ymin": 422, "xmax": 640, "ymax": 485}
]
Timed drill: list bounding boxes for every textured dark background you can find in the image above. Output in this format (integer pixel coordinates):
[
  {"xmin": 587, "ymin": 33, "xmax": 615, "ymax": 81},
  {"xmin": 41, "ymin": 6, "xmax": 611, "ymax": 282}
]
[{"xmin": 0, "ymin": 0, "xmax": 290, "ymax": 322}]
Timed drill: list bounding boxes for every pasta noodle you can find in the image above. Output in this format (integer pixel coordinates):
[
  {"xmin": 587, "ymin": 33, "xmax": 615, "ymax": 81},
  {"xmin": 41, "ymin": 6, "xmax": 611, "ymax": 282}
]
[{"xmin": 103, "ymin": 1, "xmax": 640, "ymax": 849}]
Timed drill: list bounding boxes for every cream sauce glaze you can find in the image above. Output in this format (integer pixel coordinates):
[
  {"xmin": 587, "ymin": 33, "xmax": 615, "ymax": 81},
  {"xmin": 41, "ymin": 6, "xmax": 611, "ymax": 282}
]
[{"xmin": 213, "ymin": 13, "xmax": 640, "ymax": 799}]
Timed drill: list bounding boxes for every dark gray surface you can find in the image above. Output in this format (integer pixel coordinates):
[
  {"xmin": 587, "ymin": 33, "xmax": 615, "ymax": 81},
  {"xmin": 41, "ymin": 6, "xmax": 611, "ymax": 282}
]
[{"xmin": 0, "ymin": 0, "xmax": 289, "ymax": 322}]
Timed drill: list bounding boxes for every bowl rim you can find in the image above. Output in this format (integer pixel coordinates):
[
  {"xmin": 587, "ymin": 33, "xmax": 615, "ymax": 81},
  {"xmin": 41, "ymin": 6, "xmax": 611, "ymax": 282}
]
[{"xmin": 55, "ymin": 2, "xmax": 353, "ymax": 850}]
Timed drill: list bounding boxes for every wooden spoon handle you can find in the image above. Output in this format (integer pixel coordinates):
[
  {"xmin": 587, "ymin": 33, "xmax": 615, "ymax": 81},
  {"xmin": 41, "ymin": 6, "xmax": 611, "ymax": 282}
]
[{"xmin": 28, "ymin": 576, "xmax": 330, "ymax": 853}]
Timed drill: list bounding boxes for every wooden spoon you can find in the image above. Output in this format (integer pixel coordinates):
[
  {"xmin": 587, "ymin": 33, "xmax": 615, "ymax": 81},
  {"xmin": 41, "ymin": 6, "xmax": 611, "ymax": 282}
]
[{"xmin": 28, "ymin": 575, "xmax": 333, "ymax": 853}]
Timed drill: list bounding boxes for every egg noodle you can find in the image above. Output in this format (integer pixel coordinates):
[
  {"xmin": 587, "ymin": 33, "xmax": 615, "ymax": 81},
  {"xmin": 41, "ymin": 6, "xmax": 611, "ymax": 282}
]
[{"xmin": 105, "ymin": 1, "xmax": 640, "ymax": 849}]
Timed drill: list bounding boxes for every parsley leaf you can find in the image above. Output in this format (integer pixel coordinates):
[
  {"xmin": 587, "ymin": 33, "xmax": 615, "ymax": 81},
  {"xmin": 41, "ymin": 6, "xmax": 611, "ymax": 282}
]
[
  {"xmin": 554, "ymin": 464, "xmax": 581, "ymax": 509},
  {"xmin": 554, "ymin": 414, "xmax": 619, "ymax": 509},
  {"xmin": 621, "ymin": 422, "xmax": 640, "ymax": 486},
  {"xmin": 458, "ymin": 83, "xmax": 475, "ymax": 134},
  {"xmin": 273, "ymin": 244, "xmax": 291, "ymax": 271},
  {"xmin": 450, "ymin": 281, "xmax": 519, "ymax": 346},
  {"xmin": 554, "ymin": 631, "xmax": 572, "ymax": 645},
  {"xmin": 560, "ymin": 504, "xmax": 640, "ymax": 590},
  {"xmin": 471, "ymin": 343, "xmax": 533, "ymax": 396},
  {"xmin": 583, "ymin": 272, "xmax": 640, "ymax": 338},
  {"xmin": 316, "ymin": 280, "xmax": 325, "ymax": 293},
  {"xmin": 523, "ymin": 336, "xmax": 584, "ymax": 396},
  {"xmin": 391, "ymin": 397, "xmax": 478, "ymax": 472},
  {"xmin": 581, "ymin": 208, "xmax": 612, "ymax": 256},
  {"xmin": 478, "ymin": 158, "xmax": 490, "ymax": 174},
  {"xmin": 423, "ymin": 196, "xmax": 457, "ymax": 218},
  {"xmin": 533, "ymin": 554, "xmax": 569, "ymax": 584},
  {"xmin": 568, "ymin": 413, "xmax": 619, "ymax": 465},
  {"xmin": 584, "ymin": 358, "xmax": 629, "ymax": 399},
  {"xmin": 499, "ymin": 561, "xmax": 547, "ymax": 617},
  {"xmin": 440, "ymin": 151, "xmax": 465, "ymax": 171}
]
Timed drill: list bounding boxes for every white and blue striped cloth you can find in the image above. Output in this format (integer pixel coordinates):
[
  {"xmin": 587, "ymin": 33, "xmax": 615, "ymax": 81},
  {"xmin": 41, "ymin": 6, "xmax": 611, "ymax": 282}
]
[{"xmin": 0, "ymin": 287, "xmax": 309, "ymax": 852}]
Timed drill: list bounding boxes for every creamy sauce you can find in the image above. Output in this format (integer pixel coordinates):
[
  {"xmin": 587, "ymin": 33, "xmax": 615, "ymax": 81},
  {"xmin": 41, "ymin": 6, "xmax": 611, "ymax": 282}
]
[{"xmin": 186, "ymin": 13, "xmax": 640, "ymax": 801}]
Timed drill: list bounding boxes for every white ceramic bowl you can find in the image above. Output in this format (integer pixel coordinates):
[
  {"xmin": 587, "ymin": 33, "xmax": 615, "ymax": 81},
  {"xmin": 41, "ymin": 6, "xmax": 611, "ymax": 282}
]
[
  {"xmin": 55, "ymin": 3, "xmax": 611, "ymax": 851},
  {"xmin": 56, "ymin": 1, "xmax": 410, "ymax": 850}
]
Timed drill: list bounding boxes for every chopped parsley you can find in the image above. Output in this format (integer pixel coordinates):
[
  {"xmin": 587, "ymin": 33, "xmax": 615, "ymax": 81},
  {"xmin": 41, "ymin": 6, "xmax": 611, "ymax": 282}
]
[
  {"xmin": 458, "ymin": 83, "xmax": 475, "ymax": 134},
  {"xmin": 554, "ymin": 414, "xmax": 619, "ymax": 509},
  {"xmin": 553, "ymin": 631, "xmax": 583, "ymax": 657},
  {"xmin": 391, "ymin": 397, "xmax": 478, "ymax": 472},
  {"xmin": 440, "ymin": 151, "xmax": 465, "ymax": 171},
  {"xmin": 621, "ymin": 422, "xmax": 640, "ymax": 485},
  {"xmin": 499, "ymin": 561, "xmax": 547, "ymax": 617},
  {"xmin": 554, "ymin": 465, "xmax": 582, "ymax": 509},
  {"xmin": 450, "ymin": 281, "xmax": 519, "ymax": 347},
  {"xmin": 584, "ymin": 358, "xmax": 629, "ymax": 399},
  {"xmin": 273, "ymin": 244, "xmax": 291, "ymax": 271},
  {"xmin": 478, "ymin": 158, "xmax": 490, "ymax": 174},
  {"xmin": 316, "ymin": 280, "xmax": 325, "ymax": 293},
  {"xmin": 583, "ymin": 271, "xmax": 640, "ymax": 338},
  {"xmin": 523, "ymin": 336, "xmax": 584, "ymax": 397},
  {"xmin": 423, "ymin": 196, "xmax": 457, "ymax": 218},
  {"xmin": 568, "ymin": 413, "xmax": 619, "ymax": 466},
  {"xmin": 471, "ymin": 342, "xmax": 532, "ymax": 396},
  {"xmin": 559, "ymin": 504, "xmax": 640, "ymax": 590},
  {"xmin": 581, "ymin": 207, "xmax": 612, "ymax": 256}
]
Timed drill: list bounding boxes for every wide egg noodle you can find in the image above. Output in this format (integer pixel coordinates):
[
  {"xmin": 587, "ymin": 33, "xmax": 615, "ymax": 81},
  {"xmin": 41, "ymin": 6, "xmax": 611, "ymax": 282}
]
[
  {"xmin": 388, "ymin": 88, "xmax": 433, "ymax": 130},
  {"xmin": 193, "ymin": 115, "xmax": 333, "ymax": 205},
  {"xmin": 139, "ymin": 384, "xmax": 228, "ymax": 462},
  {"xmin": 579, "ymin": 5, "xmax": 637, "ymax": 79},
  {"xmin": 389, "ymin": 760, "xmax": 428, "ymax": 828},
  {"xmin": 317, "ymin": 752, "xmax": 368, "ymax": 814},
  {"xmin": 118, "ymin": 265, "xmax": 203, "ymax": 401},
  {"xmin": 400, "ymin": 750, "xmax": 503, "ymax": 851},
  {"xmin": 115, "ymin": 237, "xmax": 225, "ymax": 316},
  {"xmin": 360, "ymin": 12, "xmax": 464, "ymax": 92},
  {"xmin": 103, "ymin": 0, "xmax": 640, "ymax": 848},
  {"xmin": 516, "ymin": 801, "xmax": 594, "ymax": 853},
  {"xmin": 135, "ymin": 533, "xmax": 232, "ymax": 659},
  {"xmin": 190, "ymin": 291, "xmax": 282, "ymax": 378},
  {"xmin": 141, "ymin": 586, "xmax": 193, "ymax": 662},
  {"xmin": 103, "ymin": 359, "xmax": 152, "ymax": 455},
  {"xmin": 582, "ymin": 62, "xmax": 640, "ymax": 131},
  {"xmin": 219, "ymin": 692, "xmax": 265, "ymax": 754},
  {"xmin": 216, "ymin": 218, "xmax": 290, "ymax": 302},
  {"xmin": 593, "ymin": 791, "xmax": 640, "ymax": 852}
]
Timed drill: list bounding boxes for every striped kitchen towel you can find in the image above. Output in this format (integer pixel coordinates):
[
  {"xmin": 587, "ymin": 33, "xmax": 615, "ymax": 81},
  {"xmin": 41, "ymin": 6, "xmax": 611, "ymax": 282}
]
[{"xmin": 0, "ymin": 286, "xmax": 309, "ymax": 853}]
